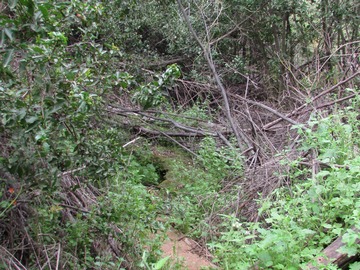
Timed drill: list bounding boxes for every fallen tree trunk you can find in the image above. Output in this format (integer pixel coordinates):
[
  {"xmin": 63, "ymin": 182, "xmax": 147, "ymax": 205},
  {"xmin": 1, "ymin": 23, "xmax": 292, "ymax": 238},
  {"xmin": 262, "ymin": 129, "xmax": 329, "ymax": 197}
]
[
  {"xmin": 133, "ymin": 126, "xmax": 231, "ymax": 138},
  {"xmin": 309, "ymin": 227, "xmax": 360, "ymax": 269}
]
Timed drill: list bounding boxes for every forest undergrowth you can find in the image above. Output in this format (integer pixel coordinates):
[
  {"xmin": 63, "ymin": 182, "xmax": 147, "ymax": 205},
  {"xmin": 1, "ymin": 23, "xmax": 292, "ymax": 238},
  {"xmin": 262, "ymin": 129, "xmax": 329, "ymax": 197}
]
[{"xmin": 1, "ymin": 0, "xmax": 359, "ymax": 269}]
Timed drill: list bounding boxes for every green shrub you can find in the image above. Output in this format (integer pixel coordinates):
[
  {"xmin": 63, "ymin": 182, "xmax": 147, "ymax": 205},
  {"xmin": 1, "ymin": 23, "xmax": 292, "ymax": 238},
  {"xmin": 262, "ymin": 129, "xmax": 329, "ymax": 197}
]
[
  {"xmin": 198, "ymin": 137, "xmax": 243, "ymax": 180},
  {"xmin": 158, "ymin": 138, "xmax": 243, "ymax": 236},
  {"xmin": 210, "ymin": 101, "xmax": 360, "ymax": 269}
]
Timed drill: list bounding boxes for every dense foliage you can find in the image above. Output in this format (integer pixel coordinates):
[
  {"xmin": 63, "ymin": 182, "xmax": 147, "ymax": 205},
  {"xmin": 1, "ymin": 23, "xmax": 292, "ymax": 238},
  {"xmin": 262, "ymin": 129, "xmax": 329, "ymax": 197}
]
[
  {"xmin": 0, "ymin": 0, "xmax": 359, "ymax": 269},
  {"xmin": 211, "ymin": 100, "xmax": 360, "ymax": 269}
]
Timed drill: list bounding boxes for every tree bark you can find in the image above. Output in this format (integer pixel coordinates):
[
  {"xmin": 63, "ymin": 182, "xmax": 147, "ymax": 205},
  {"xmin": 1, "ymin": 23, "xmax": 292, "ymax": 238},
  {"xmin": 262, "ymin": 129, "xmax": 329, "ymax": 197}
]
[{"xmin": 309, "ymin": 227, "xmax": 360, "ymax": 269}]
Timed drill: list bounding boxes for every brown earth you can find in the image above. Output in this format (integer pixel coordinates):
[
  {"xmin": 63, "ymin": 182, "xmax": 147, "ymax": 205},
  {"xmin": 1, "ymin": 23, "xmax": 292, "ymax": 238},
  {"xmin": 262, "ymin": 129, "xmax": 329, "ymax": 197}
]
[{"xmin": 161, "ymin": 228, "xmax": 217, "ymax": 270}]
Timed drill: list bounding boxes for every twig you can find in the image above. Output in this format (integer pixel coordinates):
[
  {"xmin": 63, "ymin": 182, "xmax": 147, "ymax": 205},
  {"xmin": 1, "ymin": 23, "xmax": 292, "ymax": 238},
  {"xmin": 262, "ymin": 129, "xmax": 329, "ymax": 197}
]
[
  {"xmin": 264, "ymin": 71, "xmax": 360, "ymax": 129},
  {"xmin": 309, "ymin": 227, "xmax": 360, "ymax": 269},
  {"xmin": 58, "ymin": 203, "xmax": 90, "ymax": 214},
  {"xmin": 298, "ymin": 161, "xmax": 349, "ymax": 170},
  {"xmin": 312, "ymin": 71, "xmax": 360, "ymax": 102},
  {"xmin": 43, "ymin": 245, "xmax": 53, "ymax": 270},
  {"xmin": 55, "ymin": 243, "xmax": 61, "ymax": 270},
  {"xmin": 145, "ymin": 57, "xmax": 189, "ymax": 68},
  {"xmin": 243, "ymin": 77, "xmax": 259, "ymax": 153},
  {"xmin": 158, "ymin": 130, "xmax": 199, "ymax": 157},
  {"xmin": 122, "ymin": 137, "xmax": 141, "ymax": 148},
  {"xmin": 0, "ymin": 245, "xmax": 27, "ymax": 270},
  {"xmin": 22, "ymin": 223, "xmax": 42, "ymax": 268},
  {"xmin": 134, "ymin": 126, "xmax": 230, "ymax": 138},
  {"xmin": 301, "ymin": 93, "xmax": 356, "ymax": 114},
  {"xmin": 317, "ymin": 40, "xmax": 360, "ymax": 75},
  {"xmin": 108, "ymin": 103, "xmax": 212, "ymax": 123},
  {"xmin": 177, "ymin": 0, "xmax": 252, "ymax": 152},
  {"xmin": 311, "ymin": 149, "xmax": 319, "ymax": 186},
  {"xmin": 209, "ymin": 2, "xmax": 267, "ymax": 46},
  {"xmin": 57, "ymin": 165, "xmax": 87, "ymax": 177},
  {"xmin": 135, "ymin": 111, "xmax": 218, "ymax": 136},
  {"xmin": 107, "ymin": 106, "xmax": 217, "ymax": 136},
  {"xmin": 217, "ymin": 132, "xmax": 234, "ymax": 148},
  {"xmin": 235, "ymin": 94, "xmax": 301, "ymax": 127}
]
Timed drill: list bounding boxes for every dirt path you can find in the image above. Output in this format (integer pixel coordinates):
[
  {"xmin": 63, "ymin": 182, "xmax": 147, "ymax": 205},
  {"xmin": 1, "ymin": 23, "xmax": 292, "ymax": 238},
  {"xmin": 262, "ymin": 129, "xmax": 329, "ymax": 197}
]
[{"xmin": 161, "ymin": 228, "xmax": 217, "ymax": 270}]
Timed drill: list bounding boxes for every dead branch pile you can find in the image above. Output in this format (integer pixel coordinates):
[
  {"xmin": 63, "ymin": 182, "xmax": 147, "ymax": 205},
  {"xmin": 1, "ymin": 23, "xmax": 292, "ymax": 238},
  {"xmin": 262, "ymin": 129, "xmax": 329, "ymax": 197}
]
[
  {"xmin": 106, "ymin": 63, "xmax": 359, "ymax": 223},
  {"xmin": 0, "ymin": 175, "xmax": 131, "ymax": 269}
]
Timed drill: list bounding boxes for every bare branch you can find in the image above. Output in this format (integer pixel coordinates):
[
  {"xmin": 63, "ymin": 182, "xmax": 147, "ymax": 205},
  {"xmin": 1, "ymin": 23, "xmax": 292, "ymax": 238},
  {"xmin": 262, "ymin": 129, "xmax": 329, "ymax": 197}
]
[
  {"xmin": 58, "ymin": 203, "xmax": 90, "ymax": 214},
  {"xmin": 55, "ymin": 243, "xmax": 61, "ymax": 270},
  {"xmin": 134, "ymin": 126, "xmax": 222, "ymax": 138},
  {"xmin": 122, "ymin": 137, "xmax": 141, "ymax": 148},
  {"xmin": 264, "ymin": 71, "xmax": 360, "ymax": 129},
  {"xmin": 176, "ymin": 0, "xmax": 252, "ymax": 151},
  {"xmin": 235, "ymin": 94, "xmax": 301, "ymax": 127},
  {"xmin": 312, "ymin": 71, "xmax": 360, "ymax": 102},
  {"xmin": 107, "ymin": 106, "xmax": 219, "ymax": 136},
  {"xmin": 57, "ymin": 165, "xmax": 87, "ymax": 177},
  {"xmin": 301, "ymin": 93, "xmax": 357, "ymax": 114},
  {"xmin": 158, "ymin": 130, "xmax": 199, "ymax": 157}
]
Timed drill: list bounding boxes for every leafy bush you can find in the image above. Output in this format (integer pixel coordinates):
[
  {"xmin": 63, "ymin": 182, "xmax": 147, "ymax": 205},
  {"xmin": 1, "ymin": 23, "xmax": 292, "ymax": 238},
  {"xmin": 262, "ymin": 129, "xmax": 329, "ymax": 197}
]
[
  {"xmin": 157, "ymin": 138, "xmax": 243, "ymax": 236},
  {"xmin": 28, "ymin": 173, "xmax": 163, "ymax": 269},
  {"xmin": 133, "ymin": 64, "xmax": 181, "ymax": 109},
  {"xmin": 210, "ymin": 101, "xmax": 360, "ymax": 269},
  {"xmin": 0, "ymin": 1, "xmax": 170, "ymax": 268},
  {"xmin": 198, "ymin": 137, "xmax": 243, "ymax": 180}
]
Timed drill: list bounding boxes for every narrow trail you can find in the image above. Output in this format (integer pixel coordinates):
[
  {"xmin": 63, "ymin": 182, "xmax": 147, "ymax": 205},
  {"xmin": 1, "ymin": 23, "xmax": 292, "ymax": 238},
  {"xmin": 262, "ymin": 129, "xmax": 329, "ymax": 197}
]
[
  {"xmin": 150, "ymin": 147, "xmax": 217, "ymax": 269},
  {"xmin": 161, "ymin": 228, "xmax": 217, "ymax": 270}
]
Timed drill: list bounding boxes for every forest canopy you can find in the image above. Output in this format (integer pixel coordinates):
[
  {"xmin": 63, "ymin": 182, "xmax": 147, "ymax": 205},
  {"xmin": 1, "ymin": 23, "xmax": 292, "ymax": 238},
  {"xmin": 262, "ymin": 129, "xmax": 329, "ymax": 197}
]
[{"xmin": 0, "ymin": 0, "xmax": 359, "ymax": 269}]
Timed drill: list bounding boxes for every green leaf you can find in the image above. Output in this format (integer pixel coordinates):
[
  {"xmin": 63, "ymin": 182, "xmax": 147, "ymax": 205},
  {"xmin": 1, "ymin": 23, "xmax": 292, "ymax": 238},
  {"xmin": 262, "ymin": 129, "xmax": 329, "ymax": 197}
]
[
  {"xmin": 342, "ymin": 230, "xmax": 360, "ymax": 246},
  {"xmin": 20, "ymin": 0, "xmax": 35, "ymax": 16},
  {"xmin": 48, "ymin": 101, "xmax": 65, "ymax": 114},
  {"xmin": 120, "ymin": 81, "xmax": 128, "ymax": 88},
  {"xmin": 301, "ymin": 229, "xmax": 316, "ymax": 235},
  {"xmin": 0, "ymin": 31, "xmax": 4, "ymax": 47},
  {"xmin": 3, "ymin": 49, "xmax": 14, "ymax": 67},
  {"xmin": 258, "ymin": 251, "xmax": 273, "ymax": 267},
  {"xmin": 0, "ymin": 201, "xmax": 10, "ymax": 208},
  {"xmin": 152, "ymin": 256, "xmax": 170, "ymax": 270},
  {"xmin": 35, "ymin": 130, "xmax": 47, "ymax": 142},
  {"xmin": 322, "ymin": 223, "xmax": 333, "ymax": 229},
  {"xmin": 31, "ymin": 46, "xmax": 45, "ymax": 54},
  {"xmin": 8, "ymin": 0, "xmax": 18, "ymax": 9},
  {"xmin": 17, "ymin": 108, "xmax": 26, "ymax": 120},
  {"xmin": 25, "ymin": 116, "xmax": 38, "ymax": 124},
  {"xmin": 338, "ymin": 245, "xmax": 357, "ymax": 257},
  {"xmin": 38, "ymin": 5, "xmax": 49, "ymax": 20},
  {"xmin": 349, "ymin": 262, "xmax": 360, "ymax": 270},
  {"xmin": 4, "ymin": 28, "xmax": 14, "ymax": 42},
  {"xmin": 316, "ymin": 170, "xmax": 330, "ymax": 179}
]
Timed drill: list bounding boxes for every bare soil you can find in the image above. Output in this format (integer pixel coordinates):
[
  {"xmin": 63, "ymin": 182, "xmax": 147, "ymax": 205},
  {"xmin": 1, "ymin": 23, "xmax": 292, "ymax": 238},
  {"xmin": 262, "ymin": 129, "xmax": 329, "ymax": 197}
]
[{"xmin": 161, "ymin": 228, "xmax": 217, "ymax": 270}]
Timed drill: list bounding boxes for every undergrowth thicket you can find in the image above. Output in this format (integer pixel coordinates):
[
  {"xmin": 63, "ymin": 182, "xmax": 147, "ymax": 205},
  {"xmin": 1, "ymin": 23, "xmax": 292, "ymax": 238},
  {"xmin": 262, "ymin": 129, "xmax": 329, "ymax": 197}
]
[
  {"xmin": 1, "ymin": 0, "xmax": 359, "ymax": 269},
  {"xmin": 210, "ymin": 97, "xmax": 360, "ymax": 269}
]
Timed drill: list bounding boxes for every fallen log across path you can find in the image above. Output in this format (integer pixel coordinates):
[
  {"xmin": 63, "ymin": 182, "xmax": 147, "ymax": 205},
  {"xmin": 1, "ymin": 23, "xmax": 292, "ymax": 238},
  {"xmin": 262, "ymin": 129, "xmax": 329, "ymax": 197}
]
[{"xmin": 308, "ymin": 227, "xmax": 360, "ymax": 269}]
